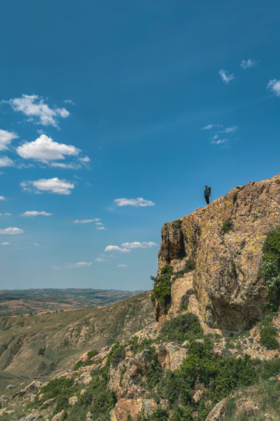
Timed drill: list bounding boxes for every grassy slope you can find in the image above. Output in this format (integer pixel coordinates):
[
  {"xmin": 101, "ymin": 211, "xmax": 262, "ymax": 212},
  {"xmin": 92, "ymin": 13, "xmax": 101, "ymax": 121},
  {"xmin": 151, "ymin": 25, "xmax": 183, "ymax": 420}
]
[{"xmin": 0, "ymin": 290, "xmax": 154, "ymax": 394}]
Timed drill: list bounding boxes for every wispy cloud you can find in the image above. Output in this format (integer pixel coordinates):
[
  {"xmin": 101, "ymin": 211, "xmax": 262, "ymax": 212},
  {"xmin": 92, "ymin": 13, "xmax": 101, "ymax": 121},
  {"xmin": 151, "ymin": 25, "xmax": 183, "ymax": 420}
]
[
  {"xmin": 21, "ymin": 211, "xmax": 52, "ymax": 217},
  {"xmin": 96, "ymin": 226, "xmax": 106, "ymax": 230},
  {"xmin": 74, "ymin": 218, "xmax": 100, "ymax": 223},
  {"xmin": 17, "ymin": 134, "xmax": 80, "ymax": 162},
  {"xmin": 118, "ymin": 264, "xmax": 127, "ymax": 267},
  {"xmin": 105, "ymin": 245, "xmax": 131, "ymax": 253},
  {"xmin": 0, "ymin": 196, "xmax": 6, "ymax": 201},
  {"xmin": 0, "ymin": 129, "xmax": 18, "ymax": 151},
  {"xmin": 240, "ymin": 59, "xmax": 259, "ymax": 69},
  {"xmin": 21, "ymin": 178, "xmax": 75, "ymax": 195},
  {"xmin": 96, "ymin": 257, "xmax": 105, "ymax": 262},
  {"xmin": 2, "ymin": 94, "xmax": 70, "ymax": 127},
  {"xmin": 64, "ymin": 100, "xmax": 75, "ymax": 105},
  {"xmin": 219, "ymin": 69, "xmax": 235, "ymax": 84},
  {"xmin": 202, "ymin": 124, "xmax": 223, "ymax": 130},
  {"xmin": 0, "ymin": 156, "xmax": 14, "ymax": 167},
  {"xmin": 0, "ymin": 227, "xmax": 24, "ymax": 235},
  {"xmin": 219, "ymin": 126, "xmax": 238, "ymax": 133},
  {"xmin": 267, "ymin": 80, "xmax": 280, "ymax": 97},
  {"xmin": 121, "ymin": 242, "xmax": 158, "ymax": 249},
  {"xmin": 211, "ymin": 138, "xmax": 229, "ymax": 145},
  {"xmin": 114, "ymin": 198, "xmax": 155, "ymax": 207},
  {"xmin": 34, "ymin": 243, "xmax": 40, "ymax": 246},
  {"xmin": 54, "ymin": 262, "xmax": 92, "ymax": 269},
  {"xmin": 1, "ymin": 242, "xmax": 10, "ymax": 245}
]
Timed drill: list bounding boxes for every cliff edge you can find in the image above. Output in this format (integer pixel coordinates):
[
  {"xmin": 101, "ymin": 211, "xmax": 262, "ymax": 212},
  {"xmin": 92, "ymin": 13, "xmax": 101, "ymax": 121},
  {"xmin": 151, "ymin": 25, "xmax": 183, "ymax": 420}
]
[{"xmin": 155, "ymin": 173, "xmax": 280, "ymax": 334}]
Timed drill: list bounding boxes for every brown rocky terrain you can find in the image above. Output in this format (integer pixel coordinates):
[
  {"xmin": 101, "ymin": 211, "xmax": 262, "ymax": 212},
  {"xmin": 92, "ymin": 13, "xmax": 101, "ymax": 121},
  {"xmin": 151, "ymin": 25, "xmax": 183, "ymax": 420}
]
[
  {"xmin": 156, "ymin": 173, "xmax": 280, "ymax": 334},
  {"xmin": 2, "ymin": 173, "xmax": 280, "ymax": 420}
]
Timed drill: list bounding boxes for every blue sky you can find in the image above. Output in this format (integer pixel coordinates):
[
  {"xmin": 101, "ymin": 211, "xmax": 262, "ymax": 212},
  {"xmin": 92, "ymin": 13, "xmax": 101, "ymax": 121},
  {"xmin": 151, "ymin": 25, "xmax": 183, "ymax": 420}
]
[{"xmin": 0, "ymin": 0, "xmax": 280, "ymax": 291}]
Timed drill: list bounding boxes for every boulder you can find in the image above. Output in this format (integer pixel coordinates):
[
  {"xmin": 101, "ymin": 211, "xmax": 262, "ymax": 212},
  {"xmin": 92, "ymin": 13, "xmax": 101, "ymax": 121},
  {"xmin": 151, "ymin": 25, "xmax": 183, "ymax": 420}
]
[
  {"xmin": 52, "ymin": 410, "xmax": 65, "ymax": 421},
  {"xmin": 69, "ymin": 396, "xmax": 78, "ymax": 406},
  {"xmin": 205, "ymin": 399, "xmax": 226, "ymax": 421}
]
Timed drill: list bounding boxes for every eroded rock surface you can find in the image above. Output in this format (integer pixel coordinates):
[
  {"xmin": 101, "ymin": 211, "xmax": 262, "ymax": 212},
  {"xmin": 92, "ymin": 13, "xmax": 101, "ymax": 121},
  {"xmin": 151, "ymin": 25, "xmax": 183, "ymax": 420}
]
[{"xmin": 157, "ymin": 174, "xmax": 280, "ymax": 333}]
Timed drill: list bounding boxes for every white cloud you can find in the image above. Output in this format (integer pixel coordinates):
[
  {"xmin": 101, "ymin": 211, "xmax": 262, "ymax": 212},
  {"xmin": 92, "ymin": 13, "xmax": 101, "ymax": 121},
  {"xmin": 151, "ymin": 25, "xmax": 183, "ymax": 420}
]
[
  {"xmin": 118, "ymin": 264, "xmax": 127, "ymax": 267},
  {"xmin": 64, "ymin": 100, "xmax": 75, "ymax": 105},
  {"xmin": 34, "ymin": 243, "xmax": 40, "ymax": 246},
  {"xmin": 121, "ymin": 242, "xmax": 158, "ymax": 249},
  {"xmin": 1, "ymin": 242, "xmax": 10, "ymax": 245},
  {"xmin": 105, "ymin": 245, "xmax": 131, "ymax": 253},
  {"xmin": 74, "ymin": 218, "xmax": 100, "ymax": 223},
  {"xmin": 78, "ymin": 156, "xmax": 90, "ymax": 163},
  {"xmin": 110, "ymin": 254, "xmax": 116, "ymax": 257},
  {"xmin": 21, "ymin": 178, "xmax": 75, "ymax": 195},
  {"xmin": 96, "ymin": 222, "xmax": 103, "ymax": 225},
  {"xmin": 0, "ymin": 196, "xmax": 6, "ymax": 201},
  {"xmin": 0, "ymin": 227, "xmax": 24, "ymax": 235},
  {"xmin": 0, "ymin": 156, "xmax": 14, "ymax": 167},
  {"xmin": 267, "ymin": 80, "xmax": 280, "ymax": 97},
  {"xmin": 50, "ymin": 162, "xmax": 81, "ymax": 169},
  {"xmin": 67, "ymin": 262, "xmax": 92, "ymax": 268},
  {"xmin": 114, "ymin": 198, "xmax": 155, "ymax": 207},
  {"xmin": 0, "ymin": 129, "xmax": 18, "ymax": 151},
  {"xmin": 5, "ymin": 213, "xmax": 11, "ymax": 215},
  {"xmin": 211, "ymin": 138, "xmax": 229, "ymax": 145},
  {"xmin": 219, "ymin": 126, "xmax": 238, "ymax": 133},
  {"xmin": 240, "ymin": 59, "xmax": 259, "ymax": 69},
  {"xmin": 96, "ymin": 257, "xmax": 105, "ymax": 262},
  {"xmin": 21, "ymin": 211, "xmax": 52, "ymax": 217},
  {"xmin": 3, "ymin": 94, "xmax": 70, "ymax": 127},
  {"xmin": 202, "ymin": 124, "xmax": 223, "ymax": 130},
  {"xmin": 212, "ymin": 135, "xmax": 218, "ymax": 140},
  {"xmin": 219, "ymin": 69, "xmax": 235, "ymax": 83},
  {"xmin": 96, "ymin": 226, "xmax": 106, "ymax": 230},
  {"xmin": 17, "ymin": 135, "xmax": 79, "ymax": 162}
]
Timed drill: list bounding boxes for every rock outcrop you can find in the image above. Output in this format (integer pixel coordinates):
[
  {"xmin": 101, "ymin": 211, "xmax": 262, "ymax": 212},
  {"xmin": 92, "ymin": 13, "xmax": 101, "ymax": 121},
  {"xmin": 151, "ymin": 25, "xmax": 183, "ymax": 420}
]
[{"xmin": 156, "ymin": 173, "xmax": 280, "ymax": 334}]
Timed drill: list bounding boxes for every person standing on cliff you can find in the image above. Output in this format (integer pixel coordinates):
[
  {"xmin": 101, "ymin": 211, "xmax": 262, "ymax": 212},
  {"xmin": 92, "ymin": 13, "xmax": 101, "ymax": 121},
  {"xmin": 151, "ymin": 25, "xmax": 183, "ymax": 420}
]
[{"xmin": 204, "ymin": 185, "xmax": 211, "ymax": 205}]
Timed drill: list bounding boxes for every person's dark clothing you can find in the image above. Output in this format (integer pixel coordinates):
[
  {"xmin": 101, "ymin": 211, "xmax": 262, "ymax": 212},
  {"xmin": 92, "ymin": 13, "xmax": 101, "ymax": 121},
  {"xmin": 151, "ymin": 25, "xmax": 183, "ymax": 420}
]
[
  {"xmin": 204, "ymin": 187, "xmax": 211, "ymax": 205},
  {"xmin": 204, "ymin": 187, "xmax": 210, "ymax": 198}
]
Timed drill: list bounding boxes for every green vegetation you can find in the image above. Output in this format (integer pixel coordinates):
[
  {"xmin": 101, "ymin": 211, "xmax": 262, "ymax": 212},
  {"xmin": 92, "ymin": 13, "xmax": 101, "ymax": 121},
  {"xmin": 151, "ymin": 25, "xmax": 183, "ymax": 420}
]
[
  {"xmin": 158, "ymin": 313, "xmax": 203, "ymax": 344},
  {"xmin": 73, "ymin": 350, "xmax": 99, "ymax": 371},
  {"xmin": 260, "ymin": 326, "xmax": 279, "ymax": 349},
  {"xmin": 38, "ymin": 347, "xmax": 45, "ymax": 356},
  {"xmin": 261, "ymin": 226, "xmax": 280, "ymax": 311},
  {"xmin": 151, "ymin": 265, "xmax": 174, "ymax": 312},
  {"xmin": 222, "ymin": 220, "xmax": 233, "ymax": 233},
  {"xmin": 173, "ymin": 220, "xmax": 183, "ymax": 228},
  {"xmin": 233, "ymin": 192, "xmax": 238, "ymax": 204},
  {"xmin": 175, "ymin": 260, "xmax": 196, "ymax": 278},
  {"xmin": 107, "ymin": 342, "xmax": 126, "ymax": 366}
]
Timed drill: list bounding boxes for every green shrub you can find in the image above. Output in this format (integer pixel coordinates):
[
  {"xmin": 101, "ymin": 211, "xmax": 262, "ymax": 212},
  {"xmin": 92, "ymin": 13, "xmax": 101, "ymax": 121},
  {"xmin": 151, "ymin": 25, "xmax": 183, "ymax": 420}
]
[
  {"xmin": 158, "ymin": 313, "xmax": 203, "ymax": 344},
  {"xmin": 73, "ymin": 349, "xmax": 99, "ymax": 371},
  {"xmin": 151, "ymin": 265, "xmax": 174, "ymax": 311},
  {"xmin": 175, "ymin": 260, "xmax": 196, "ymax": 278},
  {"xmin": 262, "ymin": 226, "xmax": 280, "ymax": 263},
  {"xmin": 233, "ymin": 192, "xmax": 238, "ymax": 204},
  {"xmin": 163, "ymin": 341, "xmax": 255, "ymax": 405},
  {"xmin": 38, "ymin": 347, "xmax": 45, "ymax": 356},
  {"xmin": 255, "ymin": 358, "xmax": 280, "ymax": 379},
  {"xmin": 261, "ymin": 226, "xmax": 280, "ymax": 311},
  {"xmin": 173, "ymin": 220, "xmax": 183, "ymax": 228},
  {"xmin": 107, "ymin": 342, "xmax": 126, "ymax": 366},
  {"xmin": 222, "ymin": 220, "xmax": 232, "ymax": 233},
  {"xmin": 260, "ymin": 326, "xmax": 279, "ymax": 350}
]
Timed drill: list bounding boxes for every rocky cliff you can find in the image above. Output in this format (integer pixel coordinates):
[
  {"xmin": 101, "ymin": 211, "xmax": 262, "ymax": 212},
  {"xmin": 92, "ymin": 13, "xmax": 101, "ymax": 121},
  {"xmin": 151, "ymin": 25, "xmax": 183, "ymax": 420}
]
[
  {"xmin": 3, "ymin": 173, "xmax": 280, "ymax": 421},
  {"xmin": 156, "ymin": 173, "xmax": 280, "ymax": 334}
]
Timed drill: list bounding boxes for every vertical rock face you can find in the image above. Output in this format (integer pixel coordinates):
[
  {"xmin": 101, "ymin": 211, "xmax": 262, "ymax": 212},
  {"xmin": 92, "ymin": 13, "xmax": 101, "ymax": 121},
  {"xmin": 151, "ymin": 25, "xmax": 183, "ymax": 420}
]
[{"xmin": 156, "ymin": 173, "xmax": 280, "ymax": 334}]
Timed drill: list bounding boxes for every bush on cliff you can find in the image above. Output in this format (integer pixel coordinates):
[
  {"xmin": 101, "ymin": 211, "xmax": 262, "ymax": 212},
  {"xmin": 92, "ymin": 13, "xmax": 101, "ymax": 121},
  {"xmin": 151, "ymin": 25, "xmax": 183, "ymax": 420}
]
[
  {"xmin": 151, "ymin": 265, "xmax": 174, "ymax": 311},
  {"xmin": 261, "ymin": 226, "xmax": 280, "ymax": 312},
  {"xmin": 158, "ymin": 313, "xmax": 203, "ymax": 344}
]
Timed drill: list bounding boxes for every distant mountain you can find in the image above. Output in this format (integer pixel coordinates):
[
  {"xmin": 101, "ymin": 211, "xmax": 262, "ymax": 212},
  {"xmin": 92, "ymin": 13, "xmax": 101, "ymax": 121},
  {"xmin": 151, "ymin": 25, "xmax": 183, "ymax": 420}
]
[{"xmin": 0, "ymin": 288, "xmax": 145, "ymax": 317}]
